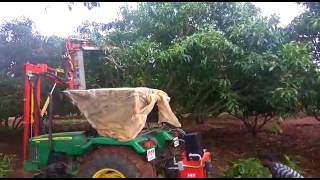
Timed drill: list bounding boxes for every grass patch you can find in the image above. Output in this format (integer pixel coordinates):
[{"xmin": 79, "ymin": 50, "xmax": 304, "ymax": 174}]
[
  {"xmin": 223, "ymin": 158, "xmax": 271, "ymax": 178},
  {"xmin": 223, "ymin": 155, "xmax": 304, "ymax": 178},
  {"xmin": 0, "ymin": 153, "xmax": 16, "ymax": 178}
]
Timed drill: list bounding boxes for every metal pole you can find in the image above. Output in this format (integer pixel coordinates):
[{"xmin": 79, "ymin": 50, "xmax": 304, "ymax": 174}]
[
  {"xmin": 30, "ymin": 83, "xmax": 34, "ymax": 138},
  {"xmin": 23, "ymin": 75, "xmax": 31, "ymax": 162},
  {"xmin": 34, "ymin": 77, "xmax": 41, "ymax": 136},
  {"xmin": 48, "ymin": 93, "xmax": 53, "ymax": 152}
]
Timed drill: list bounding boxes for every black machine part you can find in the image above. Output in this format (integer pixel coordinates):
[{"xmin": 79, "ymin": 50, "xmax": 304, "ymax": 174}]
[
  {"xmin": 146, "ymin": 105, "xmax": 159, "ymax": 123},
  {"xmin": 33, "ymin": 153, "xmax": 70, "ymax": 178},
  {"xmin": 184, "ymin": 132, "xmax": 204, "ymax": 161},
  {"xmin": 47, "ymin": 152, "xmax": 75, "ymax": 178}
]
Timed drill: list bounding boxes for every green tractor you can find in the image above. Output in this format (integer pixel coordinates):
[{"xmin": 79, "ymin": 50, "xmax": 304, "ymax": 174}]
[
  {"xmin": 21, "ymin": 38, "xmax": 214, "ymax": 178},
  {"xmin": 25, "ymin": 123, "xmax": 184, "ymax": 178}
]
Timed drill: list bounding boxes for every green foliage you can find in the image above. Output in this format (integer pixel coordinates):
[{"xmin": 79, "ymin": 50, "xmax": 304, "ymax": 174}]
[
  {"xmin": 104, "ymin": 2, "xmax": 260, "ymax": 48},
  {"xmin": 0, "ymin": 153, "xmax": 16, "ymax": 178},
  {"xmin": 0, "ymin": 18, "xmax": 64, "ymax": 77},
  {"xmin": 301, "ymin": 73, "xmax": 320, "ymax": 120},
  {"xmin": 0, "ymin": 18, "xmax": 72, "ymax": 121},
  {"xmin": 67, "ymin": 2, "xmax": 100, "ymax": 11},
  {"xmin": 287, "ymin": 2, "xmax": 320, "ymax": 121},
  {"xmin": 0, "ymin": 78, "xmax": 23, "ymax": 119},
  {"xmin": 159, "ymin": 31, "xmax": 242, "ymax": 117},
  {"xmin": 74, "ymin": 2, "xmax": 316, "ymax": 134},
  {"xmin": 223, "ymin": 158, "xmax": 271, "ymax": 178},
  {"xmin": 0, "ymin": 2, "xmax": 317, "ymax": 136},
  {"xmin": 223, "ymin": 155, "xmax": 303, "ymax": 178},
  {"xmin": 288, "ymin": 3, "xmax": 319, "ymax": 65},
  {"xmin": 92, "ymin": 3, "xmax": 268, "ymax": 121}
]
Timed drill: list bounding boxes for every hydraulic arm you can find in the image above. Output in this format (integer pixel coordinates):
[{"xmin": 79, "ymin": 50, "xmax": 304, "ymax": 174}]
[{"xmin": 23, "ymin": 38, "xmax": 98, "ymax": 162}]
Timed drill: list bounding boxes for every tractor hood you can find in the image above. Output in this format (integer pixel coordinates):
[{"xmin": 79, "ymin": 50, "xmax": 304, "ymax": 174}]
[{"xmin": 64, "ymin": 87, "xmax": 181, "ymax": 141}]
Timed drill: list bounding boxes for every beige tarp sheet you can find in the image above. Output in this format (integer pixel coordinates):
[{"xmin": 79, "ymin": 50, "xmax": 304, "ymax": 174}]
[{"xmin": 64, "ymin": 87, "xmax": 181, "ymax": 141}]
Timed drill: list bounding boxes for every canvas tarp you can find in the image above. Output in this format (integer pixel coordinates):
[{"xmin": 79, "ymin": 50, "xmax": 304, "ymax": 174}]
[{"xmin": 64, "ymin": 87, "xmax": 181, "ymax": 141}]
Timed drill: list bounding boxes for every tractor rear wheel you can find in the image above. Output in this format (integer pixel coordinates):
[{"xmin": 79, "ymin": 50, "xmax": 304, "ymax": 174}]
[{"xmin": 78, "ymin": 146, "xmax": 157, "ymax": 178}]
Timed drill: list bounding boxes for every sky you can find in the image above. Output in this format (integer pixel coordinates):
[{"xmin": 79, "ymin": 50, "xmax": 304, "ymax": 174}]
[
  {"xmin": 252, "ymin": 2, "xmax": 306, "ymax": 24},
  {"xmin": 0, "ymin": 2, "xmax": 306, "ymax": 38}
]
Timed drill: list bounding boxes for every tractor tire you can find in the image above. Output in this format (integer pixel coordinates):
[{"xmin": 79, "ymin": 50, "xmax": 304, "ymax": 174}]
[{"xmin": 78, "ymin": 146, "xmax": 157, "ymax": 178}]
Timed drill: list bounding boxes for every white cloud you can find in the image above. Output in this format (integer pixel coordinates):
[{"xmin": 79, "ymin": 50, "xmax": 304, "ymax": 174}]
[
  {"xmin": 252, "ymin": 2, "xmax": 306, "ymax": 26},
  {"xmin": 0, "ymin": 2, "xmax": 135, "ymax": 37},
  {"xmin": 0, "ymin": 2, "xmax": 305, "ymax": 37}
]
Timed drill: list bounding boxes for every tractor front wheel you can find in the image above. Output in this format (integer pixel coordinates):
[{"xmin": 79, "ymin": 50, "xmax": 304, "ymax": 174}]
[{"xmin": 78, "ymin": 146, "xmax": 157, "ymax": 178}]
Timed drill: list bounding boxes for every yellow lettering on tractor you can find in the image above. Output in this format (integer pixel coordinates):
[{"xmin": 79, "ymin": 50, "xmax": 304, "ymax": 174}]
[{"xmin": 32, "ymin": 136, "xmax": 73, "ymax": 143}]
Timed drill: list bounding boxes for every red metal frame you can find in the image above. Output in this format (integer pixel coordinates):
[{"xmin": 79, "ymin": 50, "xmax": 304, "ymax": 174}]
[
  {"xmin": 65, "ymin": 38, "xmax": 93, "ymax": 89},
  {"xmin": 23, "ymin": 38, "xmax": 96, "ymax": 162},
  {"xmin": 23, "ymin": 75, "xmax": 31, "ymax": 161},
  {"xmin": 66, "ymin": 38, "xmax": 93, "ymax": 50},
  {"xmin": 35, "ymin": 77, "xmax": 41, "ymax": 136},
  {"xmin": 23, "ymin": 63, "xmax": 65, "ymax": 161}
]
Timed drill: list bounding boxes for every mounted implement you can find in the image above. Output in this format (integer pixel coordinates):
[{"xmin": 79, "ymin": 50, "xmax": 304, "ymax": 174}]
[{"xmin": 22, "ymin": 38, "xmax": 215, "ymax": 178}]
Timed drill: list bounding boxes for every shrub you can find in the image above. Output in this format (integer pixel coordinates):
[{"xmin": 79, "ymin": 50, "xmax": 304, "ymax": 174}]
[
  {"xmin": 224, "ymin": 155, "xmax": 304, "ymax": 178},
  {"xmin": 223, "ymin": 158, "xmax": 271, "ymax": 178},
  {"xmin": 0, "ymin": 153, "xmax": 16, "ymax": 178}
]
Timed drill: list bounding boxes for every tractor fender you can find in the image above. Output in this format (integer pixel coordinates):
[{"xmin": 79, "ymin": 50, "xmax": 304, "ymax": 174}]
[{"xmin": 81, "ymin": 136, "xmax": 150, "ymax": 155}]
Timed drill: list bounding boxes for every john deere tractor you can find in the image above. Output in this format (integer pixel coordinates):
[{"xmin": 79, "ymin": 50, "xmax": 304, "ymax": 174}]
[{"xmin": 21, "ymin": 38, "xmax": 214, "ymax": 178}]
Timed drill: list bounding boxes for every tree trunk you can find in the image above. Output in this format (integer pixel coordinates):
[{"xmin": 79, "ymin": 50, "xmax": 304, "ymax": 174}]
[
  {"xmin": 246, "ymin": 123, "xmax": 258, "ymax": 137},
  {"xmin": 251, "ymin": 128, "xmax": 257, "ymax": 137},
  {"xmin": 195, "ymin": 115, "xmax": 205, "ymax": 124},
  {"xmin": 314, "ymin": 114, "xmax": 320, "ymax": 121},
  {"xmin": 240, "ymin": 117, "xmax": 258, "ymax": 138}
]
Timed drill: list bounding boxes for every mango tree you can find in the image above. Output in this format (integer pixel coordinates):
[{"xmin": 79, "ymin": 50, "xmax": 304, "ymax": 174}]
[{"xmin": 76, "ymin": 2, "xmax": 315, "ymax": 136}]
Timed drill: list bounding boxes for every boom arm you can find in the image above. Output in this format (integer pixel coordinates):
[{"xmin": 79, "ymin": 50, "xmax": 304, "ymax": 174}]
[
  {"xmin": 23, "ymin": 38, "xmax": 99, "ymax": 162},
  {"xmin": 63, "ymin": 38, "xmax": 99, "ymax": 90}
]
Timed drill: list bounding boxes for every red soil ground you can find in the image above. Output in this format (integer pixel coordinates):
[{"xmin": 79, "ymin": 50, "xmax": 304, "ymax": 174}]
[
  {"xmin": 1, "ymin": 115, "xmax": 319, "ymax": 177},
  {"xmin": 183, "ymin": 115, "xmax": 320, "ymax": 177}
]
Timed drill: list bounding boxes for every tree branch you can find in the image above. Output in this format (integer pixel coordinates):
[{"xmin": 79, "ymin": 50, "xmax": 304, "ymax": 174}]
[{"xmin": 258, "ymin": 113, "xmax": 273, "ymax": 130}]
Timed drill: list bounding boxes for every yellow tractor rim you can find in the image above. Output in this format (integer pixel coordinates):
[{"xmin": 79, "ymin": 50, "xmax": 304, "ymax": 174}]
[{"xmin": 92, "ymin": 168, "xmax": 126, "ymax": 178}]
